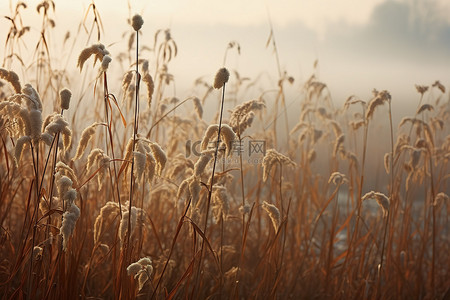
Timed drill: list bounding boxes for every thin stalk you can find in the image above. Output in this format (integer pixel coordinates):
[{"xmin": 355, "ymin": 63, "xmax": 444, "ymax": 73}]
[
  {"xmin": 339, "ymin": 114, "xmax": 369, "ymax": 291},
  {"xmin": 103, "ymin": 72, "xmax": 122, "ymax": 216},
  {"xmin": 193, "ymin": 81, "xmax": 227, "ymax": 297},
  {"xmin": 126, "ymin": 28, "xmax": 140, "ymax": 266},
  {"xmin": 28, "ymin": 141, "xmax": 40, "ymax": 299}
]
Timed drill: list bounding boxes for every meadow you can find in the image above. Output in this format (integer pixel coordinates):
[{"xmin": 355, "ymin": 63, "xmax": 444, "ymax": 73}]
[{"xmin": 0, "ymin": 1, "xmax": 449, "ymax": 299}]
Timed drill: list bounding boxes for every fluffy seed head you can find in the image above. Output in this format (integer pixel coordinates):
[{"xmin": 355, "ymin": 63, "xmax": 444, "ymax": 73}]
[
  {"xmin": 127, "ymin": 262, "xmax": 142, "ymax": 276},
  {"xmin": 59, "ymin": 88, "xmax": 72, "ymax": 110},
  {"xmin": 193, "ymin": 97, "xmax": 203, "ymax": 119},
  {"xmin": 229, "ymin": 99, "xmax": 265, "ymax": 133},
  {"xmin": 366, "ymin": 90, "xmax": 391, "ymax": 120},
  {"xmin": 78, "ymin": 44, "xmax": 109, "ymax": 71},
  {"xmin": 262, "ymin": 149, "xmax": 296, "ymax": 182},
  {"xmin": 101, "ymin": 55, "xmax": 112, "ymax": 71},
  {"xmin": 119, "ymin": 205, "xmax": 144, "ymax": 247},
  {"xmin": 142, "ymin": 73, "xmax": 154, "ymax": 108},
  {"xmin": 328, "ymin": 172, "xmax": 347, "ymax": 185},
  {"xmin": 43, "ymin": 115, "xmax": 72, "ymax": 151},
  {"xmin": 149, "ymin": 142, "xmax": 167, "ymax": 176},
  {"xmin": 262, "ymin": 201, "xmax": 281, "ymax": 232},
  {"xmin": 73, "ymin": 122, "xmax": 103, "ymax": 160},
  {"xmin": 60, "ymin": 203, "xmax": 80, "ymax": 250},
  {"xmin": 14, "ymin": 136, "xmax": 31, "ymax": 165},
  {"xmin": 0, "ymin": 68, "xmax": 21, "ymax": 93},
  {"xmin": 56, "ymin": 162, "xmax": 78, "ymax": 186},
  {"xmin": 133, "ymin": 151, "xmax": 146, "ymax": 183},
  {"xmin": 194, "ymin": 152, "xmax": 213, "ymax": 177},
  {"xmin": 212, "ymin": 185, "xmax": 230, "ymax": 223},
  {"xmin": 22, "ymin": 84, "xmax": 42, "ymax": 111},
  {"xmin": 213, "ymin": 67, "xmax": 230, "ymax": 89},
  {"xmin": 131, "ymin": 14, "xmax": 144, "ymax": 31},
  {"xmin": 362, "ymin": 191, "xmax": 390, "ymax": 217},
  {"xmin": 201, "ymin": 124, "xmax": 236, "ymax": 156},
  {"xmin": 29, "ymin": 109, "xmax": 43, "ymax": 143}
]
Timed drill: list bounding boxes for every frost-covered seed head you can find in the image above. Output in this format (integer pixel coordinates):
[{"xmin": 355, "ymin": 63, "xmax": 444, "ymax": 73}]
[{"xmin": 59, "ymin": 88, "xmax": 72, "ymax": 110}]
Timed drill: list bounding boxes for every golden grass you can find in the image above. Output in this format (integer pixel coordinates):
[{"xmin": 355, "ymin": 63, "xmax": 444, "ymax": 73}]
[{"xmin": 0, "ymin": 1, "xmax": 449, "ymax": 299}]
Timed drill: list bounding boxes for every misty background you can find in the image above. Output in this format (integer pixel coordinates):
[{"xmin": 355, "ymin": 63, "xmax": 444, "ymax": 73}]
[{"xmin": 1, "ymin": 0, "xmax": 449, "ymax": 117}]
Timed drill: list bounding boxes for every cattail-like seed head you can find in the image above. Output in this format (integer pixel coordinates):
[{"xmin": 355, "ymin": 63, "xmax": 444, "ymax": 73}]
[
  {"xmin": 220, "ymin": 124, "xmax": 237, "ymax": 156},
  {"xmin": 40, "ymin": 132, "xmax": 53, "ymax": 147},
  {"xmin": 262, "ymin": 201, "xmax": 281, "ymax": 232},
  {"xmin": 101, "ymin": 55, "xmax": 112, "ymax": 72},
  {"xmin": 14, "ymin": 135, "xmax": 31, "ymax": 165},
  {"xmin": 77, "ymin": 44, "xmax": 109, "ymax": 71},
  {"xmin": 57, "ymin": 175, "xmax": 73, "ymax": 200},
  {"xmin": 133, "ymin": 151, "xmax": 146, "ymax": 183},
  {"xmin": 59, "ymin": 88, "xmax": 72, "ymax": 110},
  {"xmin": 415, "ymin": 84, "xmax": 429, "ymax": 95},
  {"xmin": 131, "ymin": 14, "xmax": 144, "ymax": 31},
  {"xmin": 328, "ymin": 172, "xmax": 347, "ymax": 185},
  {"xmin": 22, "ymin": 84, "xmax": 42, "ymax": 111},
  {"xmin": 213, "ymin": 67, "xmax": 230, "ymax": 89},
  {"xmin": 194, "ymin": 151, "xmax": 213, "ymax": 177},
  {"xmin": 189, "ymin": 178, "xmax": 201, "ymax": 205},
  {"xmin": 93, "ymin": 201, "xmax": 120, "ymax": 245},
  {"xmin": 149, "ymin": 142, "xmax": 167, "ymax": 176},
  {"xmin": 177, "ymin": 178, "xmax": 190, "ymax": 201},
  {"xmin": 0, "ymin": 68, "xmax": 21, "ymax": 93},
  {"xmin": 29, "ymin": 109, "xmax": 42, "ymax": 143},
  {"xmin": 127, "ymin": 257, "xmax": 153, "ymax": 291},
  {"xmin": 127, "ymin": 262, "xmax": 142, "ymax": 276},
  {"xmin": 122, "ymin": 71, "xmax": 134, "ymax": 93},
  {"xmin": 229, "ymin": 99, "xmax": 265, "ymax": 133},
  {"xmin": 201, "ymin": 124, "xmax": 236, "ymax": 156},
  {"xmin": 60, "ymin": 203, "xmax": 80, "ymax": 250},
  {"xmin": 262, "ymin": 149, "xmax": 296, "ymax": 182},
  {"xmin": 212, "ymin": 185, "xmax": 230, "ymax": 222},
  {"xmin": 201, "ymin": 124, "xmax": 219, "ymax": 151},
  {"xmin": 192, "ymin": 97, "xmax": 203, "ymax": 119},
  {"xmin": 56, "ymin": 162, "xmax": 78, "ymax": 186},
  {"xmin": 73, "ymin": 122, "xmax": 103, "ymax": 160},
  {"xmin": 43, "ymin": 115, "xmax": 72, "ymax": 151},
  {"xmin": 142, "ymin": 73, "xmax": 154, "ymax": 108},
  {"xmin": 366, "ymin": 90, "xmax": 390, "ymax": 120},
  {"xmin": 119, "ymin": 205, "xmax": 144, "ymax": 247},
  {"xmin": 145, "ymin": 152, "xmax": 156, "ymax": 183},
  {"xmin": 362, "ymin": 191, "xmax": 390, "ymax": 217},
  {"xmin": 416, "ymin": 104, "xmax": 433, "ymax": 114}
]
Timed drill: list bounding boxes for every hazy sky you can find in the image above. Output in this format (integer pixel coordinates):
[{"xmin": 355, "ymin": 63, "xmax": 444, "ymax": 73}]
[{"xmin": 1, "ymin": 0, "xmax": 450, "ymax": 114}]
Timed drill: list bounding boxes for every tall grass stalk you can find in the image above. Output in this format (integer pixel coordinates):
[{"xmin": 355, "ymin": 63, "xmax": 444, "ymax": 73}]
[{"xmin": 193, "ymin": 69, "xmax": 228, "ymax": 297}]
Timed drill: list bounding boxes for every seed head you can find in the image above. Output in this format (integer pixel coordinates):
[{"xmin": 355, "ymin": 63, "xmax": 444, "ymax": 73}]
[
  {"xmin": 213, "ymin": 67, "xmax": 230, "ymax": 89},
  {"xmin": 131, "ymin": 14, "xmax": 144, "ymax": 31},
  {"xmin": 262, "ymin": 201, "xmax": 281, "ymax": 232},
  {"xmin": 59, "ymin": 88, "xmax": 72, "ymax": 110}
]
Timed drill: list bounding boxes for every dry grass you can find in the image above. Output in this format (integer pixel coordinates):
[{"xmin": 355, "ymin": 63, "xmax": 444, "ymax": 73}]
[{"xmin": 0, "ymin": 1, "xmax": 449, "ymax": 299}]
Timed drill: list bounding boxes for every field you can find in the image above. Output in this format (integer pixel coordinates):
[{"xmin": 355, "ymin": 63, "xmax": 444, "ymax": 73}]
[{"xmin": 0, "ymin": 1, "xmax": 449, "ymax": 299}]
